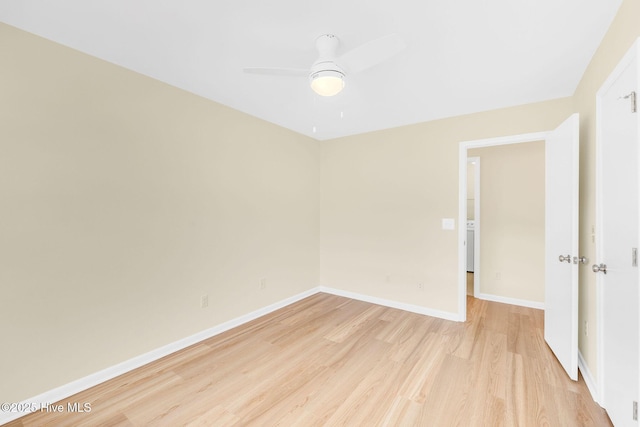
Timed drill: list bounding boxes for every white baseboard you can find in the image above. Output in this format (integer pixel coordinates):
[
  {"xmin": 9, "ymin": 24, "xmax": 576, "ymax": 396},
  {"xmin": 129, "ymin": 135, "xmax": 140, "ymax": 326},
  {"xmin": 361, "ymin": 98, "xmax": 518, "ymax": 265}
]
[
  {"xmin": 578, "ymin": 350, "xmax": 602, "ymax": 406},
  {"xmin": 0, "ymin": 288, "xmax": 320, "ymax": 425},
  {"xmin": 318, "ymin": 286, "xmax": 461, "ymax": 322},
  {"xmin": 3, "ymin": 285, "xmax": 465, "ymax": 425},
  {"xmin": 476, "ymin": 292, "xmax": 545, "ymax": 310}
]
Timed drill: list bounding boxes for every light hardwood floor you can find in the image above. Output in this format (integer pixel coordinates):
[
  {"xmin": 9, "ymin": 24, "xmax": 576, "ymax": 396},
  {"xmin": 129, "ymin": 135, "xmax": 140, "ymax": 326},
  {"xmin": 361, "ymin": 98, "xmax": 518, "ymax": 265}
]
[{"xmin": 8, "ymin": 293, "xmax": 611, "ymax": 426}]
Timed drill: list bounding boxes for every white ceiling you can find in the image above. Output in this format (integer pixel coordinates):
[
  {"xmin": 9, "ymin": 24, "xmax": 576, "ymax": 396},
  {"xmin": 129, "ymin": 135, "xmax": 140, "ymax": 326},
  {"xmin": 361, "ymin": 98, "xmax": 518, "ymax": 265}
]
[{"xmin": 0, "ymin": 0, "xmax": 623, "ymax": 140}]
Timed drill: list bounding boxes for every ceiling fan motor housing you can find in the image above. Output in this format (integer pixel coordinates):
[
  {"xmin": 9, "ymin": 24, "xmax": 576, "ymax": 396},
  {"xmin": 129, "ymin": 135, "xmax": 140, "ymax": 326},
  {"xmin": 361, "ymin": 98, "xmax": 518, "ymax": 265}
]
[
  {"xmin": 315, "ymin": 34, "xmax": 340, "ymax": 58},
  {"xmin": 309, "ymin": 35, "xmax": 345, "ymax": 96},
  {"xmin": 310, "ymin": 34, "xmax": 346, "ymax": 84},
  {"xmin": 309, "ymin": 60, "xmax": 345, "ymax": 79}
]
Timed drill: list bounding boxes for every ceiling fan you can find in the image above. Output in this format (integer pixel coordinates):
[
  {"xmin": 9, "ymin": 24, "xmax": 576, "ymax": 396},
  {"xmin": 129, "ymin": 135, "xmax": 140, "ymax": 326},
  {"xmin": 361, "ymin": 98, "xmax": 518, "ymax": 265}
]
[{"xmin": 243, "ymin": 33, "xmax": 406, "ymax": 97}]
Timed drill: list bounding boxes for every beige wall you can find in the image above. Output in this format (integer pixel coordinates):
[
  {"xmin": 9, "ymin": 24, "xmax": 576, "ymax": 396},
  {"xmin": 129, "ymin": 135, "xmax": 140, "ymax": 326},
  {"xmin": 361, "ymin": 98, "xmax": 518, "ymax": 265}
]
[
  {"xmin": 3, "ymin": 0, "xmax": 638, "ymax": 405},
  {"xmin": 572, "ymin": 0, "xmax": 640, "ymax": 379},
  {"xmin": 319, "ymin": 99, "xmax": 572, "ymax": 314},
  {"xmin": 0, "ymin": 23, "xmax": 320, "ymax": 403},
  {"xmin": 469, "ymin": 142, "xmax": 545, "ymax": 303},
  {"xmin": 320, "ymin": 0, "xmax": 639, "ymax": 381}
]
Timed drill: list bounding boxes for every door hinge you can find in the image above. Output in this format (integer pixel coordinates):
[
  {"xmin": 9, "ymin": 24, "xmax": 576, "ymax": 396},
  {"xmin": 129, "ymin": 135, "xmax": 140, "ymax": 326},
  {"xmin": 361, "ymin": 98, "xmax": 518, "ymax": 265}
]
[
  {"xmin": 633, "ymin": 248, "xmax": 638, "ymax": 267},
  {"xmin": 634, "ymin": 400, "xmax": 638, "ymax": 421},
  {"xmin": 623, "ymin": 91, "xmax": 637, "ymax": 113}
]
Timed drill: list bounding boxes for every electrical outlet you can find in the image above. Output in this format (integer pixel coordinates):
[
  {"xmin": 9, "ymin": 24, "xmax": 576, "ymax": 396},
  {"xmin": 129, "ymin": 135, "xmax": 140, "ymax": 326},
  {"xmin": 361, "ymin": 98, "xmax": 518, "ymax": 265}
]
[
  {"xmin": 260, "ymin": 278, "xmax": 266, "ymax": 290},
  {"xmin": 495, "ymin": 272, "xmax": 501, "ymax": 280},
  {"xmin": 201, "ymin": 294, "xmax": 208, "ymax": 309},
  {"xmin": 417, "ymin": 283, "xmax": 424, "ymax": 290}
]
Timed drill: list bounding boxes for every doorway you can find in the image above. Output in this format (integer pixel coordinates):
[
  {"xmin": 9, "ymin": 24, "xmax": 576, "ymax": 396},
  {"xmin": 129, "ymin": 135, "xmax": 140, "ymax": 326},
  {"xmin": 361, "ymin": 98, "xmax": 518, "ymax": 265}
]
[
  {"xmin": 466, "ymin": 142, "xmax": 545, "ymax": 307},
  {"xmin": 458, "ymin": 131, "xmax": 548, "ymax": 319},
  {"xmin": 458, "ymin": 114, "xmax": 580, "ymax": 382}
]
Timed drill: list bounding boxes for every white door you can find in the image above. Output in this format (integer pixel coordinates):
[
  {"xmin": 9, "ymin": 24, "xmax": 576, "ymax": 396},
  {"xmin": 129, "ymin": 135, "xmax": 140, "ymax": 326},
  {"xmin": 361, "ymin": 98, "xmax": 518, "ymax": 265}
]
[
  {"xmin": 596, "ymin": 41, "xmax": 639, "ymax": 427},
  {"xmin": 544, "ymin": 113, "xmax": 580, "ymax": 381}
]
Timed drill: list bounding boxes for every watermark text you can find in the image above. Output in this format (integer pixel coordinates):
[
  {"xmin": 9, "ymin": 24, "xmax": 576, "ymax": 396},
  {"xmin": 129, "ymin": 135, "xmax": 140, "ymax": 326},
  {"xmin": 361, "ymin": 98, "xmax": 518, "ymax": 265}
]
[{"xmin": 1, "ymin": 402, "xmax": 91, "ymax": 414}]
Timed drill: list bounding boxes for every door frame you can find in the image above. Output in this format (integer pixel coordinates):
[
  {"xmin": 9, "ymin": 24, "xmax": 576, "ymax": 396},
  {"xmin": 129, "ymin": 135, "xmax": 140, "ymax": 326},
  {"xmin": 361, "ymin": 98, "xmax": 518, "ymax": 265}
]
[
  {"xmin": 594, "ymin": 36, "xmax": 640, "ymax": 408},
  {"xmin": 458, "ymin": 131, "xmax": 548, "ymax": 320},
  {"xmin": 467, "ymin": 156, "xmax": 481, "ymax": 296}
]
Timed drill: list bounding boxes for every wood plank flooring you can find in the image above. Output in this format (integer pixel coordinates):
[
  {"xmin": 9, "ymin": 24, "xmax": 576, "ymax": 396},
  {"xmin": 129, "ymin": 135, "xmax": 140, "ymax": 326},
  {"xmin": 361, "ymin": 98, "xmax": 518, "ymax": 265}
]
[{"xmin": 7, "ymin": 293, "xmax": 612, "ymax": 426}]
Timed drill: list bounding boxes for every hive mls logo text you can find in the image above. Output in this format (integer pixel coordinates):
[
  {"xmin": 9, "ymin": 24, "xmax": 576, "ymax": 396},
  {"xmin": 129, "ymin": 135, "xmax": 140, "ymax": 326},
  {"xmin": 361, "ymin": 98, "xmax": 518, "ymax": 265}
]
[{"xmin": 67, "ymin": 402, "xmax": 92, "ymax": 413}]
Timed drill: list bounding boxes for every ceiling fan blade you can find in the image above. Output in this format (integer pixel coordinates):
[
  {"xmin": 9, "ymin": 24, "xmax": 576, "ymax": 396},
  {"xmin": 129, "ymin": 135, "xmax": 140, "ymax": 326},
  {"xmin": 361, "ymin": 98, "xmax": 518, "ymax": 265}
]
[
  {"xmin": 338, "ymin": 33, "xmax": 406, "ymax": 74},
  {"xmin": 243, "ymin": 67, "xmax": 308, "ymax": 77}
]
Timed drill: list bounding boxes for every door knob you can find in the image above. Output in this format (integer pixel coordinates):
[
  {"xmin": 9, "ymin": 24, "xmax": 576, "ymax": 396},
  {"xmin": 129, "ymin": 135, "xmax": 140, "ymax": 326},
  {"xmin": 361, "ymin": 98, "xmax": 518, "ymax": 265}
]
[
  {"xmin": 573, "ymin": 256, "xmax": 588, "ymax": 264},
  {"xmin": 592, "ymin": 263, "xmax": 607, "ymax": 274},
  {"xmin": 558, "ymin": 255, "xmax": 571, "ymax": 263}
]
